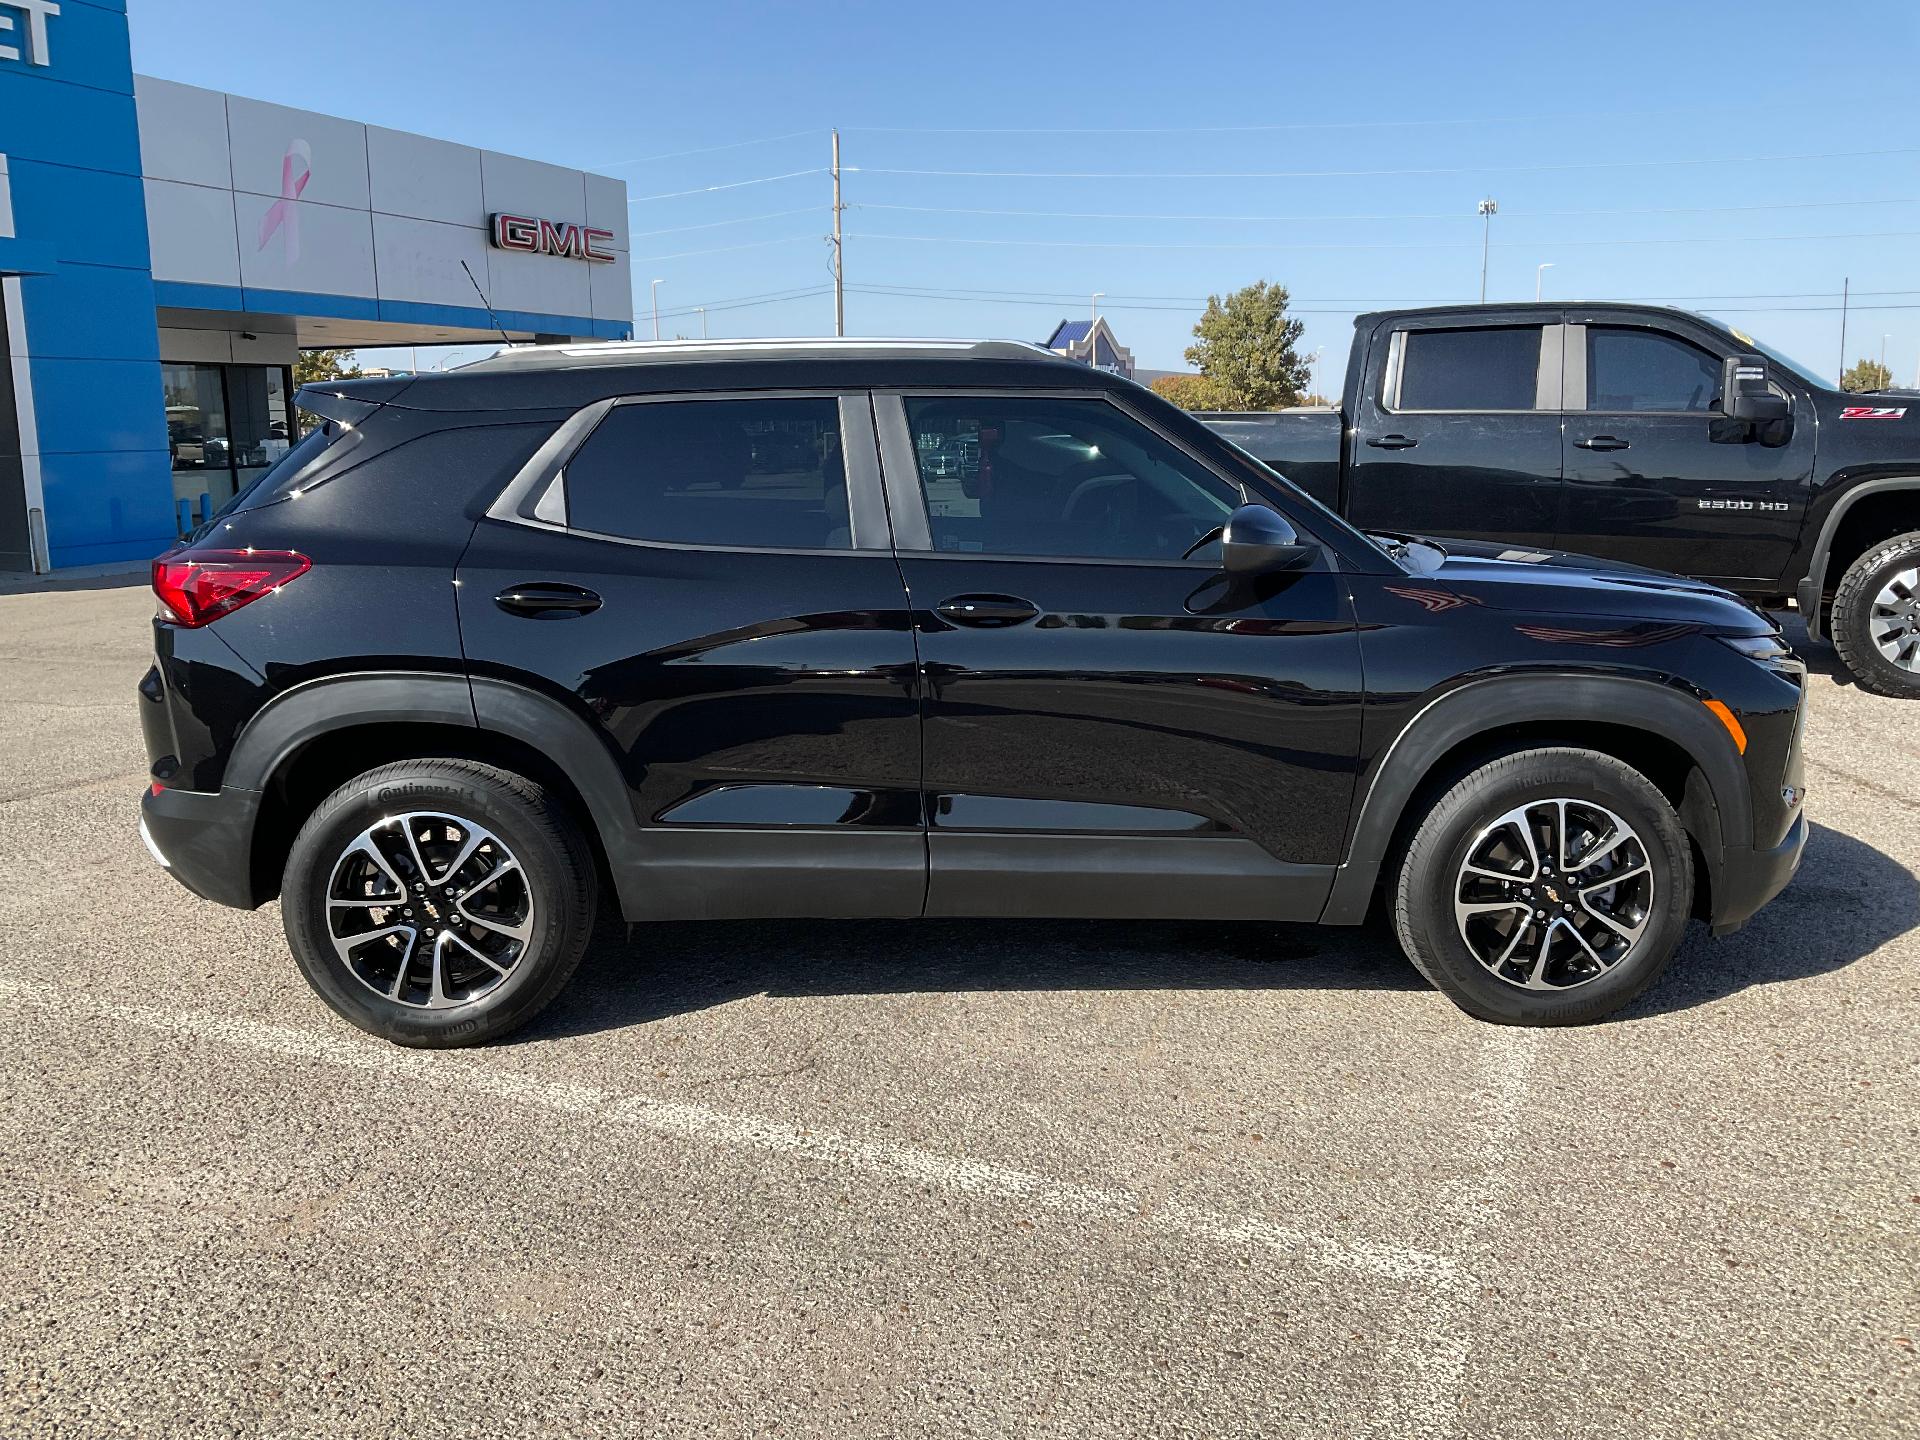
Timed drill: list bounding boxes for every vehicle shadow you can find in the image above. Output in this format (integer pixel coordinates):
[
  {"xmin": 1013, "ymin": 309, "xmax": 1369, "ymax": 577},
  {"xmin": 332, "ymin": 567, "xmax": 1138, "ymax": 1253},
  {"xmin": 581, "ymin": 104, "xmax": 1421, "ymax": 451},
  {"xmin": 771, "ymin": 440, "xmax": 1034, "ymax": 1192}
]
[
  {"xmin": 1620, "ymin": 820, "xmax": 1915, "ymax": 1019},
  {"xmin": 0, "ymin": 568, "xmax": 149, "ymax": 597},
  {"xmin": 524, "ymin": 822, "xmax": 1907, "ymax": 1040}
]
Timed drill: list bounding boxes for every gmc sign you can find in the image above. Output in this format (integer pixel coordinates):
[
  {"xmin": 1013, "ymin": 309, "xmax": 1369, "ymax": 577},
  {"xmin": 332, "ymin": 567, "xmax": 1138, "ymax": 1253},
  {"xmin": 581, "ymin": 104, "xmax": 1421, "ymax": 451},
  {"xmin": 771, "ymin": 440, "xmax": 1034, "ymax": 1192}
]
[{"xmin": 489, "ymin": 213, "xmax": 616, "ymax": 264}]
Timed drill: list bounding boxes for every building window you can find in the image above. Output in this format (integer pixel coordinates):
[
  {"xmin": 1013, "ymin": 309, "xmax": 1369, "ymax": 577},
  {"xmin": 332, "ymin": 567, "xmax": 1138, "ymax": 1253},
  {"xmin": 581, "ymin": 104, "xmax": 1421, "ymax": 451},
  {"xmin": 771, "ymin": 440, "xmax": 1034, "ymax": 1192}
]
[{"xmin": 163, "ymin": 361, "xmax": 297, "ymax": 527}]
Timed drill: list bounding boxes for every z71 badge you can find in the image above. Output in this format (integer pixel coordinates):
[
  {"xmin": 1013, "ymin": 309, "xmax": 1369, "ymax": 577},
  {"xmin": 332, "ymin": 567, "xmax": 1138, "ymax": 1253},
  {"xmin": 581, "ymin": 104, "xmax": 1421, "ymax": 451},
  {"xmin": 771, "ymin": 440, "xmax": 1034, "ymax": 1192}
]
[{"xmin": 1839, "ymin": 405, "xmax": 1907, "ymax": 420}]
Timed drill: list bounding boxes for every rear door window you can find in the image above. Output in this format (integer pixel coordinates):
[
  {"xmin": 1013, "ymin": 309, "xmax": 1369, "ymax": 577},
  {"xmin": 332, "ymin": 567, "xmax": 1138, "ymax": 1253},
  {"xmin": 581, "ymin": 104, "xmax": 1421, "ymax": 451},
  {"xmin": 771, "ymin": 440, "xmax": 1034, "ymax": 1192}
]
[
  {"xmin": 1395, "ymin": 326, "xmax": 1543, "ymax": 411},
  {"xmin": 564, "ymin": 397, "xmax": 850, "ymax": 549}
]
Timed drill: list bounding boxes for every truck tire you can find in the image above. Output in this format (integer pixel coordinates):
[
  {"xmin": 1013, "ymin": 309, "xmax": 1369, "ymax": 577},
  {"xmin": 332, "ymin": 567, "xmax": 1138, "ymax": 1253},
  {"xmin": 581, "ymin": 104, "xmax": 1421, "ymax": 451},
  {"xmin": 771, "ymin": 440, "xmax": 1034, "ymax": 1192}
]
[
  {"xmin": 1830, "ymin": 529, "xmax": 1920, "ymax": 698},
  {"xmin": 282, "ymin": 758, "xmax": 598, "ymax": 1047},
  {"xmin": 1393, "ymin": 748, "xmax": 1693, "ymax": 1026}
]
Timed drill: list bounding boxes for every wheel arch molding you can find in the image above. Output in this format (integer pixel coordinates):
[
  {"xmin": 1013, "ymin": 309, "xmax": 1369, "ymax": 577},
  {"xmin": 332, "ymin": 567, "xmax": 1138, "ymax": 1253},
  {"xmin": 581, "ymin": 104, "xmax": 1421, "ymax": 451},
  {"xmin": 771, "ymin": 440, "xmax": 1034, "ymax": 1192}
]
[
  {"xmin": 1320, "ymin": 673, "xmax": 1753, "ymax": 926},
  {"xmin": 1794, "ymin": 476, "xmax": 1920, "ymax": 639},
  {"xmin": 227, "ymin": 671, "xmax": 647, "ymax": 912}
]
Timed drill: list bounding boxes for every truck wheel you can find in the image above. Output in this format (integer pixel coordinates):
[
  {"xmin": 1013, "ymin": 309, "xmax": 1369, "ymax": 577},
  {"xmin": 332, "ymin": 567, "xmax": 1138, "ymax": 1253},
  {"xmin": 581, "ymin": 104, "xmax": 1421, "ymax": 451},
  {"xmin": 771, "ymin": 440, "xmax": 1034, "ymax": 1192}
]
[
  {"xmin": 1393, "ymin": 748, "xmax": 1693, "ymax": 1026},
  {"xmin": 1830, "ymin": 529, "xmax": 1920, "ymax": 698},
  {"xmin": 281, "ymin": 759, "xmax": 597, "ymax": 1047}
]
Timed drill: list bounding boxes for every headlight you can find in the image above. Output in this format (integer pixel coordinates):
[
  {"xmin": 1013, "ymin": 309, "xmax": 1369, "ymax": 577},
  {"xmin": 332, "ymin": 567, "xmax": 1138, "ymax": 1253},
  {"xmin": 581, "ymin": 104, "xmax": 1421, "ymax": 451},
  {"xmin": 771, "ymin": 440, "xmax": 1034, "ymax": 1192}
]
[{"xmin": 1716, "ymin": 632, "xmax": 1793, "ymax": 664}]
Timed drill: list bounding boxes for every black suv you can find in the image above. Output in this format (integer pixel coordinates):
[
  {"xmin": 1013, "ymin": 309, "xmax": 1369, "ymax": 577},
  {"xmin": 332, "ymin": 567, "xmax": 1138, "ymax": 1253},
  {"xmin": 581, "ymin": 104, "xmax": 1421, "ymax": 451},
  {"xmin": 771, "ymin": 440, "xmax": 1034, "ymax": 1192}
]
[{"xmin": 138, "ymin": 340, "xmax": 1808, "ymax": 1046}]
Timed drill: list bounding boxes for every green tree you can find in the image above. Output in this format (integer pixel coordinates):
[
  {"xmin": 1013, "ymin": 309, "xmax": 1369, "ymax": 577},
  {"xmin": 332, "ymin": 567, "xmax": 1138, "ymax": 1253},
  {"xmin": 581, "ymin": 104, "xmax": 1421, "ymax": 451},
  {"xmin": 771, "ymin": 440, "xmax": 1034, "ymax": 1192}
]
[
  {"xmin": 1182, "ymin": 280, "xmax": 1311, "ymax": 410},
  {"xmin": 1841, "ymin": 357, "xmax": 1894, "ymax": 393},
  {"xmin": 294, "ymin": 347, "xmax": 363, "ymax": 386},
  {"xmin": 1149, "ymin": 373, "xmax": 1234, "ymax": 411}
]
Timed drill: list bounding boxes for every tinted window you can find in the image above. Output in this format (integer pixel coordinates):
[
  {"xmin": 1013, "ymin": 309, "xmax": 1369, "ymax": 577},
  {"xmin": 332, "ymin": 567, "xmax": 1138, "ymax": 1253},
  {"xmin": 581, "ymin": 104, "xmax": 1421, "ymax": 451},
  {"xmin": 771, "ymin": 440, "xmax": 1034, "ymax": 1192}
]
[
  {"xmin": 1398, "ymin": 327, "xmax": 1541, "ymax": 411},
  {"xmin": 1588, "ymin": 327, "xmax": 1721, "ymax": 412},
  {"xmin": 565, "ymin": 397, "xmax": 850, "ymax": 549},
  {"xmin": 903, "ymin": 396, "xmax": 1239, "ymax": 560}
]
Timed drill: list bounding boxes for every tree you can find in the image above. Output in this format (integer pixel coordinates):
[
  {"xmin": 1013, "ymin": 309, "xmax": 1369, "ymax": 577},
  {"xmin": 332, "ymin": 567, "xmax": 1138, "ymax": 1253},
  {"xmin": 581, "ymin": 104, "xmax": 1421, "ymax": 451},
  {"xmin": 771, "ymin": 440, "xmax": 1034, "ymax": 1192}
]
[
  {"xmin": 1182, "ymin": 280, "xmax": 1311, "ymax": 410},
  {"xmin": 1841, "ymin": 357, "xmax": 1894, "ymax": 393},
  {"xmin": 294, "ymin": 348, "xmax": 363, "ymax": 386},
  {"xmin": 1149, "ymin": 373, "xmax": 1234, "ymax": 411}
]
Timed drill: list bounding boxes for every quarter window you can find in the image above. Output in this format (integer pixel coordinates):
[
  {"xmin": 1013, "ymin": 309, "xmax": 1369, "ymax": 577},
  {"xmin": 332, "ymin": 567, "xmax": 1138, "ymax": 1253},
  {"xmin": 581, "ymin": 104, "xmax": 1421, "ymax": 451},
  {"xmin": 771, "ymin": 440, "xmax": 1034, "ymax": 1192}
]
[
  {"xmin": 564, "ymin": 397, "xmax": 850, "ymax": 549},
  {"xmin": 901, "ymin": 396, "xmax": 1240, "ymax": 561},
  {"xmin": 1587, "ymin": 327, "xmax": 1721, "ymax": 413},
  {"xmin": 1396, "ymin": 326, "xmax": 1542, "ymax": 411}
]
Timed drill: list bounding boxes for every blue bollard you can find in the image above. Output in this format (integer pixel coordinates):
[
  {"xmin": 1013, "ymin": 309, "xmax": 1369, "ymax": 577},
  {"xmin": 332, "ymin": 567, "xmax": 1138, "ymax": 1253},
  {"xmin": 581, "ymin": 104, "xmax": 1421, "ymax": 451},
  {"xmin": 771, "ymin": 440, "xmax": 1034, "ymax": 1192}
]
[{"xmin": 178, "ymin": 498, "xmax": 191, "ymax": 534}]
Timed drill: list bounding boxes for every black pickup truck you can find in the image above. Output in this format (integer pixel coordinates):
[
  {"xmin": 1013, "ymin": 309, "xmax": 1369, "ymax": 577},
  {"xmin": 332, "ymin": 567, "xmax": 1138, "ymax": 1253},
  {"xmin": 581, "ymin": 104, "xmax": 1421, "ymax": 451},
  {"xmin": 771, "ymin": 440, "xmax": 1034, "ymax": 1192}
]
[{"xmin": 1200, "ymin": 302, "xmax": 1920, "ymax": 696}]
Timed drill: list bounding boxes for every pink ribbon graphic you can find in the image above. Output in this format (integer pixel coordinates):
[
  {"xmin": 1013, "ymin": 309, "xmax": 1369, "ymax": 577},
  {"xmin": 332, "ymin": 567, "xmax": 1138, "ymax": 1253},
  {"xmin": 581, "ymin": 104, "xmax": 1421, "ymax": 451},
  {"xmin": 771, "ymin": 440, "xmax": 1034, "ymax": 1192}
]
[{"xmin": 257, "ymin": 139, "xmax": 312, "ymax": 265}]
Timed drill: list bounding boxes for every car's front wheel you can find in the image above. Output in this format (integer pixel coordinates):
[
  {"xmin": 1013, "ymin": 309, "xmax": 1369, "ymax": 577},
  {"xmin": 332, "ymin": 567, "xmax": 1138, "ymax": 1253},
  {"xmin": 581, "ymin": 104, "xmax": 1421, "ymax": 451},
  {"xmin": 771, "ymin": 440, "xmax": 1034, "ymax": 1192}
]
[
  {"xmin": 1830, "ymin": 529, "xmax": 1920, "ymax": 698},
  {"xmin": 1393, "ymin": 747, "xmax": 1694, "ymax": 1025},
  {"xmin": 281, "ymin": 759, "xmax": 597, "ymax": 1047}
]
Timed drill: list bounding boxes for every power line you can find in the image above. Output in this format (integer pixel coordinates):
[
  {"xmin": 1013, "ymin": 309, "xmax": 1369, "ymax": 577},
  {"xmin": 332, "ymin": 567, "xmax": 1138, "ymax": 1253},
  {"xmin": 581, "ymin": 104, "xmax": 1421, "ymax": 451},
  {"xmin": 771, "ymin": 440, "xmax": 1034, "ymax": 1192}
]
[
  {"xmin": 847, "ymin": 227, "xmax": 1920, "ymax": 253},
  {"xmin": 588, "ymin": 130, "xmax": 815, "ymax": 168},
  {"xmin": 653, "ymin": 286, "xmax": 832, "ymax": 322},
  {"xmin": 848, "ymin": 145, "xmax": 1920, "ymax": 182},
  {"xmin": 630, "ymin": 206, "xmax": 819, "ymax": 239},
  {"xmin": 853, "ymin": 196, "xmax": 1920, "ymax": 225},
  {"xmin": 854, "ymin": 280, "xmax": 1920, "ymax": 305},
  {"xmin": 628, "ymin": 168, "xmax": 826, "ymax": 204},
  {"xmin": 634, "ymin": 233, "xmax": 822, "ymax": 263},
  {"xmin": 839, "ymin": 107, "xmax": 1710, "ymax": 136}
]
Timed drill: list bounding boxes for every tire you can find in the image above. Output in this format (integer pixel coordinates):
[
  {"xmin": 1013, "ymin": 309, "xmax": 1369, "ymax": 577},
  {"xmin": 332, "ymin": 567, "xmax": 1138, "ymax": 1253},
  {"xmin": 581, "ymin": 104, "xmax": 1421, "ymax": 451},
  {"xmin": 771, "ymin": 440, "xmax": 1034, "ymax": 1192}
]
[
  {"xmin": 1392, "ymin": 748, "xmax": 1693, "ymax": 1026},
  {"xmin": 1830, "ymin": 529, "xmax": 1920, "ymax": 698},
  {"xmin": 281, "ymin": 759, "xmax": 597, "ymax": 1047}
]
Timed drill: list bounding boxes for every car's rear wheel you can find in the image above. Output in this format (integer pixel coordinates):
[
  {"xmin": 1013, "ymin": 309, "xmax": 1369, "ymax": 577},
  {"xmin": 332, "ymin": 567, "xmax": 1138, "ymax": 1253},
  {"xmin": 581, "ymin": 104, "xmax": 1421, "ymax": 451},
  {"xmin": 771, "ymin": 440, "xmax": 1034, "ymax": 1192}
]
[
  {"xmin": 1830, "ymin": 529, "xmax": 1920, "ymax": 698},
  {"xmin": 282, "ymin": 759, "xmax": 596, "ymax": 1047},
  {"xmin": 1393, "ymin": 748, "xmax": 1693, "ymax": 1025}
]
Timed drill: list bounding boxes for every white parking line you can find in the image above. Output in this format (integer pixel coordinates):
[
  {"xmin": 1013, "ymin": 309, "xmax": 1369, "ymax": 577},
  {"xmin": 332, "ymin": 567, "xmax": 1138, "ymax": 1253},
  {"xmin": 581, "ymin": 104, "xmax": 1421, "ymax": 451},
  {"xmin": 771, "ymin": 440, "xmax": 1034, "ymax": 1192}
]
[
  {"xmin": 1390, "ymin": 1026, "xmax": 1542, "ymax": 1437},
  {"xmin": 0, "ymin": 977, "xmax": 1458, "ymax": 1290}
]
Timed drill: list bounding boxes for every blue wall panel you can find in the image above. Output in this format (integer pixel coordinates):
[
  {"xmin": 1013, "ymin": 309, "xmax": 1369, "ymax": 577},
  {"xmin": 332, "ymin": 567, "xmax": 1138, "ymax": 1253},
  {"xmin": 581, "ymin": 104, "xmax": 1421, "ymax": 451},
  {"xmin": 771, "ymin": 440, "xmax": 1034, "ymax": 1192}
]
[
  {"xmin": 28, "ymin": 358, "xmax": 169, "ymax": 454},
  {"xmin": 12, "ymin": 262, "xmax": 161, "ymax": 362},
  {"xmin": 37, "ymin": 448, "xmax": 176, "ymax": 567},
  {"xmin": 0, "ymin": 0, "xmax": 172, "ymax": 568}
]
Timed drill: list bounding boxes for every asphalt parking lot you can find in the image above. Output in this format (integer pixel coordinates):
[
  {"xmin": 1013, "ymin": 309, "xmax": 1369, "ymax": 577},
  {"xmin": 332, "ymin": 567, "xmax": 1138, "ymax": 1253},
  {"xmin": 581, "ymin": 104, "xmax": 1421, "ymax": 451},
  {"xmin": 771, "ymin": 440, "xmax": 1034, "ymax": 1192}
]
[{"xmin": 1, "ymin": 573, "xmax": 1914, "ymax": 1439}]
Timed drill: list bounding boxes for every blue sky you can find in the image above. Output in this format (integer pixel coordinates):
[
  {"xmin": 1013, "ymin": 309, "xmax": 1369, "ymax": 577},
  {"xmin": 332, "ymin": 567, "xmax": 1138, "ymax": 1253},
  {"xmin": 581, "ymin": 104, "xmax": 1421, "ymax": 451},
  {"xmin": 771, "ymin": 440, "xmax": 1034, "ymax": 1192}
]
[{"xmin": 131, "ymin": 0, "xmax": 1920, "ymax": 389}]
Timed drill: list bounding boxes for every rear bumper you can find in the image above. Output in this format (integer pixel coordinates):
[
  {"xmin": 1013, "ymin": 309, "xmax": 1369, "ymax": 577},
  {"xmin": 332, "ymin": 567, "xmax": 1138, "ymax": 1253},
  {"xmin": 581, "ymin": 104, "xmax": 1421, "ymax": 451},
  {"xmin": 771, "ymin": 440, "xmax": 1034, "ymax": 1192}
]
[
  {"xmin": 1710, "ymin": 809, "xmax": 1808, "ymax": 936},
  {"xmin": 139, "ymin": 783, "xmax": 265, "ymax": 910}
]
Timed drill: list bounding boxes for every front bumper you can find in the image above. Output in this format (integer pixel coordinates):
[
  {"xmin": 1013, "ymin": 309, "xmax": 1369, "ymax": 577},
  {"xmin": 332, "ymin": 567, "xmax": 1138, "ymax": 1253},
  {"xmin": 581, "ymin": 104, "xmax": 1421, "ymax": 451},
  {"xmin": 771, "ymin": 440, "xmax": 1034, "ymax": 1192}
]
[
  {"xmin": 139, "ymin": 783, "xmax": 265, "ymax": 910},
  {"xmin": 1710, "ymin": 809, "xmax": 1808, "ymax": 936}
]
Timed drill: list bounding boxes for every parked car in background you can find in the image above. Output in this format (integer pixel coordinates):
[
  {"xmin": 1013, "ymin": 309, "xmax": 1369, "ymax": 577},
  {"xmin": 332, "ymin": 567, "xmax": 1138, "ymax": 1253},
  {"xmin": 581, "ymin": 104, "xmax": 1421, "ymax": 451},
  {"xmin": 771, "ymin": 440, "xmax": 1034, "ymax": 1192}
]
[
  {"xmin": 139, "ymin": 339, "xmax": 1805, "ymax": 1046},
  {"xmin": 1201, "ymin": 303, "xmax": 1920, "ymax": 696}
]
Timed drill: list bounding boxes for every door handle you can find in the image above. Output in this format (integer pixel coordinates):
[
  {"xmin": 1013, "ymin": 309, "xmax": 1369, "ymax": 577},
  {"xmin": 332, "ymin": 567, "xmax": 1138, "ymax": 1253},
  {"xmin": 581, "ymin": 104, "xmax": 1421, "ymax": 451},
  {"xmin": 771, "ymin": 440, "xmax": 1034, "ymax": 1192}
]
[
  {"xmin": 1574, "ymin": 435, "xmax": 1630, "ymax": 451},
  {"xmin": 1366, "ymin": 433, "xmax": 1419, "ymax": 450},
  {"xmin": 935, "ymin": 594, "xmax": 1039, "ymax": 628},
  {"xmin": 493, "ymin": 582, "xmax": 602, "ymax": 618}
]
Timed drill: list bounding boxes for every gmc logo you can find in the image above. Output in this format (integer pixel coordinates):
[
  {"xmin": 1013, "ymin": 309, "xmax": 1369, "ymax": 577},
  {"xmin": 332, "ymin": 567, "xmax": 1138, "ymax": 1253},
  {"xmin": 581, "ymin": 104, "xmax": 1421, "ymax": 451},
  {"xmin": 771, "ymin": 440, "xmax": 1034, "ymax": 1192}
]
[{"xmin": 489, "ymin": 213, "xmax": 616, "ymax": 264}]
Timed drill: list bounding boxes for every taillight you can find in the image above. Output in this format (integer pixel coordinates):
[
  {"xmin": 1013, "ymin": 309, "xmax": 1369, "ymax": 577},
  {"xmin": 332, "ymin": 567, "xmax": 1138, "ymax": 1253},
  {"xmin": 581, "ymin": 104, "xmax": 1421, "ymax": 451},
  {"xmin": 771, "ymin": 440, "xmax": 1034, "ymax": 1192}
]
[{"xmin": 152, "ymin": 548, "xmax": 311, "ymax": 627}]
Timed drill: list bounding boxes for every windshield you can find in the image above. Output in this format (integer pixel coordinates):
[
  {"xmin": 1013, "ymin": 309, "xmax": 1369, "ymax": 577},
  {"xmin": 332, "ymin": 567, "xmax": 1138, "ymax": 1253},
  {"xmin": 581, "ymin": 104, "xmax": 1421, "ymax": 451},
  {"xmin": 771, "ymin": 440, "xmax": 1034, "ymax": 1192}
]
[
  {"xmin": 1218, "ymin": 439, "xmax": 1408, "ymax": 570},
  {"xmin": 1707, "ymin": 317, "xmax": 1823, "ymax": 389}
]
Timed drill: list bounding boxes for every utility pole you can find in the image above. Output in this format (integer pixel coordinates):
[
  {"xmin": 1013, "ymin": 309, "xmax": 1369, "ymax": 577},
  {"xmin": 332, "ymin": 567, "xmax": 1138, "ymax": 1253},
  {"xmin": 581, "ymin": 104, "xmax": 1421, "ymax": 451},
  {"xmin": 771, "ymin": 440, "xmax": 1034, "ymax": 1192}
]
[
  {"xmin": 1838, "ymin": 277, "xmax": 1849, "ymax": 387},
  {"xmin": 831, "ymin": 129, "xmax": 845, "ymax": 338},
  {"xmin": 1477, "ymin": 198, "xmax": 1498, "ymax": 302}
]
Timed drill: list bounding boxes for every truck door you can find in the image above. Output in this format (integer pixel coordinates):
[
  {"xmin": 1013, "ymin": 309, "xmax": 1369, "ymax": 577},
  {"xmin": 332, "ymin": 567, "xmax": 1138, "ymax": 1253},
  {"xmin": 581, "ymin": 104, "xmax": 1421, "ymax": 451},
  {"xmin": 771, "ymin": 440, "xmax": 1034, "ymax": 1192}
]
[
  {"xmin": 1346, "ymin": 313, "xmax": 1564, "ymax": 551},
  {"xmin": 1558, "ymin": 313, "xmax": 1813, "ymax": 585}
]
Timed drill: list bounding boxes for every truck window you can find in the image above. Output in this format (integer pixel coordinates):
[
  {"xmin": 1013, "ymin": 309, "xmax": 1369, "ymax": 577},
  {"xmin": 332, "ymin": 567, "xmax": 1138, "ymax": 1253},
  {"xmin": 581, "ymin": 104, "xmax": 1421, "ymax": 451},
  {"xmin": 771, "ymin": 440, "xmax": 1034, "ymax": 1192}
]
[
  {"xmin": 1587, "ymin": 327, "xmax": 1721, "ymax": 413},
  {"xmin": 1395, "ymin": 326, "xmax": 1541, "ymax": 412}
]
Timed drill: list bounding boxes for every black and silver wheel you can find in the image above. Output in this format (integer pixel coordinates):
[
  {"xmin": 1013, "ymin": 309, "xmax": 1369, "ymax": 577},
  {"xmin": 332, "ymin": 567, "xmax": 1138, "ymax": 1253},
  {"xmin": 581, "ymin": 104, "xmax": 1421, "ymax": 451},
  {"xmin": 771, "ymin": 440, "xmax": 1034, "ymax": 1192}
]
[
  {"xmin": 1394, "ymin": 748, "xmax": 1693, "ymax": 1025},
  {"xmin": 283, "ymin": 759, "xmax": 596, "ymax": 1047},
  {"xmin": 1831, "ymin": 529, "xmax": 1920, "ymax": 698}
]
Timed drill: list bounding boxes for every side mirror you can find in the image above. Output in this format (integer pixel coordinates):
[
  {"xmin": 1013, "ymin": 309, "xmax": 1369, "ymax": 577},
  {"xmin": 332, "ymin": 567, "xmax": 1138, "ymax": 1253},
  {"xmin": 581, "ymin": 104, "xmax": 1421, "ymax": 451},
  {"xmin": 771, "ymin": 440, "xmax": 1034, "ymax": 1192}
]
[
  {"xmin": 1220, "ymin": 502, "xmax": 1313, "ymax": 576},
  {"xmin": 1721, "ymin": 354, "xmax": 1792, "ymax": 422}
]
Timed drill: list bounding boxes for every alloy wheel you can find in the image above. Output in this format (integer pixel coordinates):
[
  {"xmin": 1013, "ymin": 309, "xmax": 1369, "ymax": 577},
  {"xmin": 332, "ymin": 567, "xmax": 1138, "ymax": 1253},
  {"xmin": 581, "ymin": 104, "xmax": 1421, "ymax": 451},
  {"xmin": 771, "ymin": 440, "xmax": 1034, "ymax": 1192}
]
[
  {"xmin": 325, "ymin": 811, "xmax": 534, "ymax": 1009},
  {"xmin": 1453, "ymin": 798, "xmax": 1655, "ymax": 992},
  {"xmin": 1869, "ymin": 566, "xmax": 1920, "ymax": 672}
]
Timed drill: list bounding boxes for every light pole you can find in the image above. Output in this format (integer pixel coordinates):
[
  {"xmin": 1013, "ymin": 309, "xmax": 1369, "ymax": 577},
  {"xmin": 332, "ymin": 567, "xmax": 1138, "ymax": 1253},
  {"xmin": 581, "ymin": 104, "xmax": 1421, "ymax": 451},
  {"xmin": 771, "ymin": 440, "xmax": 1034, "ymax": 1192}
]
[
  {"xmin": 1090, "ymin": 291, "xmax": 1103, "ymax": 324},
  {"xmin": 650, "ymin": 278, "xmax": 664, "ymax": 341},
  {"xmin": 1882, "ymin": 334, "xmax": 1891, "ymax": 374},
  {"xmin": 696, "ymin": 306, "xmax": 708, "ymax": 340},
  {"xmin": 1477, "ymin": 198, "xmax": 1498, "ymax": 302},
  {"xmin": 1535, "ymin": 263, "xmax": 1555, "ymax": 302}
]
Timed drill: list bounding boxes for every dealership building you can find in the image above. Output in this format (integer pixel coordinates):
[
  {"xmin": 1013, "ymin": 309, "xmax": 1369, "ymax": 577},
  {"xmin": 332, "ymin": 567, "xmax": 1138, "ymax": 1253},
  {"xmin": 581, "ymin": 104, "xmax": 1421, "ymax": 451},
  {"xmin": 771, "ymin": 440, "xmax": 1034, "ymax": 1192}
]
[{"xmin": 0, "ymin": 0, "xmax": 633, "ymax": 571}]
